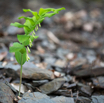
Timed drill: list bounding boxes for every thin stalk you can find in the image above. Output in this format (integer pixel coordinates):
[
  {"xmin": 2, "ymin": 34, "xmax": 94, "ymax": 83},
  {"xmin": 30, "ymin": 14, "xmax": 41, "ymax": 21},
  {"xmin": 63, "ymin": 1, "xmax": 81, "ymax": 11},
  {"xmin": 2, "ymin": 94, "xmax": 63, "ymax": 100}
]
[{"xmin": 18, "ymin": 54, "xmax": 23, "ymax": 96}]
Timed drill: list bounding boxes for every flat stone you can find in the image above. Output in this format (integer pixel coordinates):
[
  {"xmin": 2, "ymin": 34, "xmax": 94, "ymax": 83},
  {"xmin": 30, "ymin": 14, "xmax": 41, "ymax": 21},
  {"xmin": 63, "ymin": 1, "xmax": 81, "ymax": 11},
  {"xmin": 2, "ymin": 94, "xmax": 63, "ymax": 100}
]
[
  {"xmin": 18, "ymin": 92, "xmax": 55, "ymax": 103},
  {"xmin": 39, "ymin": 78, "xmax": 66, "ymax": 94},
  {"xmin": 52, "ymin": 96, "xmax": 74, "ymax": 103},
  {"xmin": 92, "ymin": 76, "xmax": 104, "ymax": 88},
  {"xmin": 75, "ymin": 96, "xmax": 91, "ymax": 103},
  {"xmin": 32, "ymin": 80, "xmax": 49, "ymax": 87},
  {"xmin": 91, "ymin": 95, "xmax": 104, "ymax": 103},
  {"xmin": 0, "ymin": 82, "xmax": 15, "ymax": 103},
  {"xmin": 17, "ymin": 66, "xmax": 54, "ymax": 80}
]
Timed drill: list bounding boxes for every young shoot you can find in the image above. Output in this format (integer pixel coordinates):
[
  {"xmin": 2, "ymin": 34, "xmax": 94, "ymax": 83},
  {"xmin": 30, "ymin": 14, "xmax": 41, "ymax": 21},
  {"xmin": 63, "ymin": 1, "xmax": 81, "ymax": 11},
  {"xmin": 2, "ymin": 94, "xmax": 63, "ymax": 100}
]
[{"xmin": 9, "ymin": 7, "xmax": 65, "ymax": 96}]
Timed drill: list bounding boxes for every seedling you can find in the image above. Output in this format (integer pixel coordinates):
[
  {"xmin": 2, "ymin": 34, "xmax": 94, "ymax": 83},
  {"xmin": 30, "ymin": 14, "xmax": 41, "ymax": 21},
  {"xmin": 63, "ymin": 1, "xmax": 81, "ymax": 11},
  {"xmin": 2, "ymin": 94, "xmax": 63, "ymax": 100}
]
[{"xmin": 9, "ymin": 7, "xmax": 65, "ymax": 96}]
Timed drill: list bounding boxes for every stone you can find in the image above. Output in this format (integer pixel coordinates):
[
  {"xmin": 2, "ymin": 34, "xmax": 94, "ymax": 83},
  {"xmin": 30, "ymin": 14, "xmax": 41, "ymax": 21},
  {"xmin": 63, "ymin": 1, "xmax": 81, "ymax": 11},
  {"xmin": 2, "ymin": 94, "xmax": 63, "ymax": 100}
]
[
  {"xmin": 52, "ymin": 96, "xmax": 74, "ymax": 103},
  {"xmin": 39, "ymin": 78, "xmax": 66, "ymax": 94},
  {"xmin": 75, "ymin": 96, "xmax": 91, "ymax": 103},
  {"xmin": 17, "ymin": 65, "xmax": 54, "ymax": 80},
  {"xmin": 32, "ymin": 80, "xmax": 49, "ymax": 87},
  {"xmin": 0, "ymin": 82, "xmax": 15, "ymax": 103},
  {"xmin": 91, "ymin": 76, "xmax": 104, "ymax": 89},
  {"xmin": 91, "ymin": 95, "xmax": 104, "ymax": 103},
  {"xmin": 18, "ymin": 92, "xmax": 55, "ymax": 103}
]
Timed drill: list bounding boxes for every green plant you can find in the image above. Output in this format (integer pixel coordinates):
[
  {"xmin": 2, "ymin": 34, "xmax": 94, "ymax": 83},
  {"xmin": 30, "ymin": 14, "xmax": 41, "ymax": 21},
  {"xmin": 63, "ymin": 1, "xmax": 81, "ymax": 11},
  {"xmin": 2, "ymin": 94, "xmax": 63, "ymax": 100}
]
[{"xmin": 9, "ymin": 7, "xmax": 65, "ymax": 96}]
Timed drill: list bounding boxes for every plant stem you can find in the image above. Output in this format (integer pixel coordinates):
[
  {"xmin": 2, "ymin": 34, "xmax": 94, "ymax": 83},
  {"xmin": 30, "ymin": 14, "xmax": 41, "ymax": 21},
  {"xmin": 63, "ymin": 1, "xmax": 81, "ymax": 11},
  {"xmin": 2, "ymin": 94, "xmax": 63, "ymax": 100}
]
[{"xmin": 18, "ymin": 54, "xmax": 23, "ymax": 96}]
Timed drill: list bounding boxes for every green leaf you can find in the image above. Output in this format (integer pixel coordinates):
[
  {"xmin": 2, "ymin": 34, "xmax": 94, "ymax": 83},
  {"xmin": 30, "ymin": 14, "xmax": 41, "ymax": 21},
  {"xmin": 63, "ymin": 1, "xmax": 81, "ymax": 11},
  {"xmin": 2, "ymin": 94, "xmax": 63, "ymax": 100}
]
[
  {"xmin": 18, "ymin": 16, "xmax": 35, "ymax": 27},
  {"xmin": 23, "ymin": 9, "xmax": 31, "ymax": 12},
  {"xmin": 9, "ymin": 42, "xmax": 24, "ymax": 53},
  {"xmin": 32, "ymin": 16, "xmax": 36, "ymax": 22},
  {"xmin": 19, "ymin": 47, "xmax": 26, "ymax": 54},
  {"xmin": 44, "ymin": 13, "xmax": 56, "ymax": 18},
  {"xmin": 15, "ymin": 51, "xmax": 26, "ymax": 65},
  {"xmin": 24, "ymin": 26, "xmax": 31, "ymax": 34},
  {"xmin": 10, "ymin": 22, "xmax": 24, "ymax": 28},
  {"xmin": 33, "ymin": 36, "xmax": 38, "ymax": 39},
  {"xmin": 22, "ymin": 35, "xmax": 34, "ymax": 46},
  {"xmin": 54, "ymin": 7, "xmax": 65, "ymax": 13},
  {"xmin": 35, "ymin": 18, "xmax": 44, "ymax": 25},
  {"xmin": 22, "ymin": 40, "xmax": 29, "ymax": 46},
  {"xmin": 17, "ymin": 35, "xmax": 29, "ymax": 43},
  {"xmin": 23, "ymin": 9, "xmax": 39, "ymax": 19},
  {"xmin": 39, "ymin": 8, "xmax": 46, "ymax": 15}
]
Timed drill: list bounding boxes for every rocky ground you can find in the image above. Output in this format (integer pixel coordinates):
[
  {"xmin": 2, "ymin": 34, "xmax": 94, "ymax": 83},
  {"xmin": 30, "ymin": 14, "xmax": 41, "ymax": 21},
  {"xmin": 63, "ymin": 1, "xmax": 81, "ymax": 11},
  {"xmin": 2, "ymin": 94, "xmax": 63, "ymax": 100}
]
[{"xmin": 0, "ymin": 0, "xmax": 104, "ymax": 103}]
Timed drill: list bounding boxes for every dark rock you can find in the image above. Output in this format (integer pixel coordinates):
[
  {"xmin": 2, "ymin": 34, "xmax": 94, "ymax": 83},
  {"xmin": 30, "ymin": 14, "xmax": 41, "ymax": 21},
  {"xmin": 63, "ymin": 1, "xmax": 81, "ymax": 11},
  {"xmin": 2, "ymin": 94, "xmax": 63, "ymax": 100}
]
[
  {"xmin": 73, "ymin": 66, "xmax": 104, "ymax": 77},
  {"xmin": 64, "ymin": 83, "xmax": 77, "ymax": 89},
  {"xmin": 75, "ymin": 96, "xmax": 91, "ymax": 103},
  {"xmin": 0, "ymin": 82, "xmax": 15, "ymax": 103},
  {"xmin": 32, "ymin": 80, "xmax": 49, "ymax": 87},
  {"xmin": 39, "ymin": 78, "xmax": 66, "ymax": 94},
  {"xmin": 78, "ymin": 83, "xmax": 93, "ymax": 96},
  {"xmin": 53, "ymin": 89, "xmax": 77, "ymax": 97},
  {"xmin": 92, "ymin": 76, "xmax": 104, "ymax": 89}
]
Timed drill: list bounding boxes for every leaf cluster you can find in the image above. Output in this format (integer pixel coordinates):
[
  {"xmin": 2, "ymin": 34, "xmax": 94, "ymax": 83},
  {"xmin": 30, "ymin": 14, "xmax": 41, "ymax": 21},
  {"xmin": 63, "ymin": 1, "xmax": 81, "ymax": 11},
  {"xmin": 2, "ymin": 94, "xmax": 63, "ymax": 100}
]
[{"xmin": 9, "ymin": 7, "xmax": 65, "ymax": 65}]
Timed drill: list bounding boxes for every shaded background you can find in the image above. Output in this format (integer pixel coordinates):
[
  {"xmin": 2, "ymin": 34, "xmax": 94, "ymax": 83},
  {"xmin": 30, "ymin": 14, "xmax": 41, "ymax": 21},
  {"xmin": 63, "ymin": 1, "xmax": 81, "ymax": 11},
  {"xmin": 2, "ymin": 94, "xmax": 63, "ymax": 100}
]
[{"xmin": 1, "ymin": 1, "xmax": 104, "ymax": 102}]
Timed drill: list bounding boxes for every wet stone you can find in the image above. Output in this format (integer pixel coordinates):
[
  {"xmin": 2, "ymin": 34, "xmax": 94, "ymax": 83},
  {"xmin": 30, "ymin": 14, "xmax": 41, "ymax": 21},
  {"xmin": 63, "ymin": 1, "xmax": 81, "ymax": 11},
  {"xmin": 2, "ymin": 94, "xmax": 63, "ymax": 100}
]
[
  {"xmin": 39, "ymin": 78, "xmax": 66, "ymax": 94},
  {"xmin": 0, "ymin": 82, "xmax": 15, "ymax": 103}
]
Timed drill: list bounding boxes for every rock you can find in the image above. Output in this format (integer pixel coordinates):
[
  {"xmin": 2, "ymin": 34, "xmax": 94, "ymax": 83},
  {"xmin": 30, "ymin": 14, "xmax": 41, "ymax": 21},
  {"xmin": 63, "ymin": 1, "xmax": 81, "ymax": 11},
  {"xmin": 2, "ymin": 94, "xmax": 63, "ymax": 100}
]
[
  {"xmin": 54, "ymin": 59, "xmax": 66, "ymax": 68},
  {"xmin": 78, "ymin": 85, "xmax": 93, "ymax": 96},
  {"xmin": 53, "ymin": 89, "xmax": 75, "ymax": 97},
  {"xmin": 70, "ymin": 58, "xmax": 87, "ymax": 67},
  {"xmin": 91, "ymin": 95, "xmax": 104, "ymax": 103},
  {"xmin": 11, "ymin": 83, "xmax": 27, "ymax": 94},
  {"xmin": 0, "ymin": 51, "xmax": 7, "ymax": 61},
  {"xmin": 18, "ymin": 92, "xmax": 55, "ymax": 103},
  {"xmin": 66, "ymin": 52, "xmax": 76, "ymax": 61},
  {"xmin": 0, "ymin": 82, "xmax": 15, "ymax": 103},
  {"xmin": 7, "ymin": 26, "xmax": 21, "ymax": 35},
  {"xmin": 44, "ymin": 57, "xmax": 56, "ymax": 64},
  {"xmin": 83, "ymin": 23, "xmax": 94, "ymax": 32},
  {"xmin": 39, "ymin": 78, "xmax": 66, "ymax": 94},
  {"xmin": 52, "ymin": 96, "xmax": 74, "ymax": 103},
  {"xmin": 74, "ymin": 66, "xmax": 104, "ymax": 77},
  {"xmin": 63, "ymin": 83, "xmax": 77, "ymax": 89},
  {"xmin": 47, "ymin": 31, "xmax": 60, "ymax": 44},
  {"xmin": 17, "ymin": 64, "xmax": 54, "ymax": 80},
  {"xmin": 4, "ymin": 62, "xmax": 20, "ymax": 71},
  {"xmin": 91, "ymin": 76, "xmax": 104, "ymax": 89},
  {"xmin": 75, "ymin": 96, "xmax": 91, "ymax": 103},
  {"xmin": 64, "ymin": 21, "xmax": 74, "ymax": 32},
  {"xmin": 32, "ymin": 80, "xmax": 49, "ymax": 87}
]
